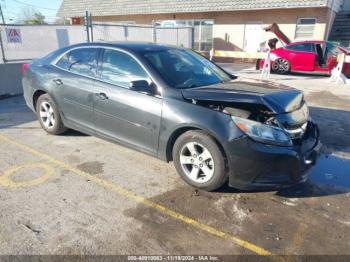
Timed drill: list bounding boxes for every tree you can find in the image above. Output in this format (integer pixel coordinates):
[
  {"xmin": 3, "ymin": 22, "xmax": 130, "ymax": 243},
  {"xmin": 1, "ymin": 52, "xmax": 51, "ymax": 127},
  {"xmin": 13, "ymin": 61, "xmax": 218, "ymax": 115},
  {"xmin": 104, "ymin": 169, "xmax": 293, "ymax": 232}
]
[
  {"xmin": 18, "ymin": 7, "xmax": 46, "ymax": 24},
  {"xmin": 55, "ymin": 17, "xmax": 70, "ymax": 25}
]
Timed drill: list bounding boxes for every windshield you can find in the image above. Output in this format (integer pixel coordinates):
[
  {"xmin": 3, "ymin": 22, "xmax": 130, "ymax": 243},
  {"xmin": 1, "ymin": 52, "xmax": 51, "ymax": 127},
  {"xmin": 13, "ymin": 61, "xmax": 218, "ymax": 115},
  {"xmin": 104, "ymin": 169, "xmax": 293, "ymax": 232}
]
[{"xmin": 142, "ymin": 49, "xmax": 232, "ymax": 89}]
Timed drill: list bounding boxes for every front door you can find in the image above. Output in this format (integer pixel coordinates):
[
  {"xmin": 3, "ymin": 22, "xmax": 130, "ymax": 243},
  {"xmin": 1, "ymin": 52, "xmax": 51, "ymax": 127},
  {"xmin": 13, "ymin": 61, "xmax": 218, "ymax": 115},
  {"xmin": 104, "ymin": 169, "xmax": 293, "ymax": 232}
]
[
  {"xmin": 51, "ymin": 47, "xmax": 100, "ymax": 132},
  {"xmin": 93, "ymin": 48, "xmax": 162, "ymax": 154},
  {"xmin": 284, "ymin": 43, "xmax": 315, "ymax": 72}
]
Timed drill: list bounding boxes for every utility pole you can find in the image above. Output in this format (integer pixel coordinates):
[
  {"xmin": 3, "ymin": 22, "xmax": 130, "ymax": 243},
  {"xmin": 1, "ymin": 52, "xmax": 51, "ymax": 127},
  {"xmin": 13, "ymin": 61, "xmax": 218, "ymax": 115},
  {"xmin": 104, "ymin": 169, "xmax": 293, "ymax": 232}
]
[
  {"xmin": 0, "ymin": 3, "xmax": 5, "ymax": 24},
  {"xmin": 85, "ymin": 11, "xmax": 90, "ymax": 42},
  {"xmin": 89, "ymin": 12, "xmax": 93, "ymax": 42}
]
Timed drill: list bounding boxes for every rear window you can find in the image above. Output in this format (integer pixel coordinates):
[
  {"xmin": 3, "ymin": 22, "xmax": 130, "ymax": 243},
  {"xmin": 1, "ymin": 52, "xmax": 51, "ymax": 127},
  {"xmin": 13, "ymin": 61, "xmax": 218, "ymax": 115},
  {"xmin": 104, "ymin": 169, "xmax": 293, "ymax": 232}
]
[{"xmin": 56, "ymin": 48, "xmax": 99, "ymax": 77}]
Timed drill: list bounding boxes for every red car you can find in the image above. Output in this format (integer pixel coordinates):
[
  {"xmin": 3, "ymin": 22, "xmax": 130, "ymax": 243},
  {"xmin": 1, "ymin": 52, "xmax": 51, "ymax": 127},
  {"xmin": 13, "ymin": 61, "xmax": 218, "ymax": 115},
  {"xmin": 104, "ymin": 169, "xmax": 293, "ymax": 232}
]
[{"xmin": 259, "ymin": 40, "xmax": 350, "ymax": 77}]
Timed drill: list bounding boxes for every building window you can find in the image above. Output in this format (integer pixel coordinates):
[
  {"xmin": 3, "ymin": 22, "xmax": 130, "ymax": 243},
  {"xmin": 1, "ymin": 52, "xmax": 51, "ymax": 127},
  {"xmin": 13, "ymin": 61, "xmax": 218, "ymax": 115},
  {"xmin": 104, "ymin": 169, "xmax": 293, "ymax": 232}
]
[
  {"xmin": 295, "ymin": 18, "xmax": 316, "ymax": 39},
  {"xmin": 197, "ymin": 20, "xmax": 214, "ymax": 52},
  {"xmin": 158, "ymin": 19, "xmax": 213, "ymax": 52}
]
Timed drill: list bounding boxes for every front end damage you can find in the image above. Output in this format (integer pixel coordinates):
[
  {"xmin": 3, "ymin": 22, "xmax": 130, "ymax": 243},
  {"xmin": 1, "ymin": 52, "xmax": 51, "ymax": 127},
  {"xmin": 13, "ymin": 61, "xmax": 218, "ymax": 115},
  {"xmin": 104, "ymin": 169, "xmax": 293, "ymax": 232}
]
[{"xmin": 182, "ymin": 79, "xmax": 321, "ymax": 189}]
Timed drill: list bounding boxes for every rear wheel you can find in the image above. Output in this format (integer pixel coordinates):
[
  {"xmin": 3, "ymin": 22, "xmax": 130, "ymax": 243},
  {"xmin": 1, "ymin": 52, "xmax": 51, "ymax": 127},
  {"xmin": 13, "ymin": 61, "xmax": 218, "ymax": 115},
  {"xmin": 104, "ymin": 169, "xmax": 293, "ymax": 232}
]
[
  {"xmin": 173, "ymin": 131, "xmax": 227, "ymax": 191},
  {"xmin": 272, "ymin": 58, "xmax": 290, "ymax": 74},
  {"xmin": 36, "ymin": 94, "xmax": 67, "ymax": 135}
]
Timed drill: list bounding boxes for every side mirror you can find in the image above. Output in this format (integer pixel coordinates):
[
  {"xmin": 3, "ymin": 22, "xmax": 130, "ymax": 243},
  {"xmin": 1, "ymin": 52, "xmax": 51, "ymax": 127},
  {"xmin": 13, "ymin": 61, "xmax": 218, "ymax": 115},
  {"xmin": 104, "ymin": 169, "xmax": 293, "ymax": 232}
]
[{"xmin": 129, "ymin": 80, "xmax": 158, "ymax": 95}]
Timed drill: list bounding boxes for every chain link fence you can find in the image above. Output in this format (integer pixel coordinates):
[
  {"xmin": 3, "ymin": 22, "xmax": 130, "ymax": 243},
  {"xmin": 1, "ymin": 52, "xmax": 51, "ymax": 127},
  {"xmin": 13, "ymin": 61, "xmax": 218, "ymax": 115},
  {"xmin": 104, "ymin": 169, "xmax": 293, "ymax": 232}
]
[
  {"xmin": 156, "ymin": 27, "xmax": 193, "ymax": 47},
  {"xmin": 93, "ymin": 23, "xmax": 193, "ymax": 47},
  {"xmin": 0, "ymin": 24, "xmax": 87, "ymax": 62},
  {"xmin": 0, "ymin": 23, "xmax": 194, "ymax": 63},
  {"xmin": 93, "ymin": 23, "xmax": 154, "ymax": 42}
]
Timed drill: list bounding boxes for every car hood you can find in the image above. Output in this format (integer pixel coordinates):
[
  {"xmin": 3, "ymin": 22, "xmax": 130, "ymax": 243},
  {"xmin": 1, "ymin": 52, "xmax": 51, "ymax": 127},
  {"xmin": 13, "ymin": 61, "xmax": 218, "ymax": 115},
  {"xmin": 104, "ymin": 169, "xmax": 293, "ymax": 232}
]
[{"xmin": 181, "ymin": 79, "xmax": 304, "ymax": 114}]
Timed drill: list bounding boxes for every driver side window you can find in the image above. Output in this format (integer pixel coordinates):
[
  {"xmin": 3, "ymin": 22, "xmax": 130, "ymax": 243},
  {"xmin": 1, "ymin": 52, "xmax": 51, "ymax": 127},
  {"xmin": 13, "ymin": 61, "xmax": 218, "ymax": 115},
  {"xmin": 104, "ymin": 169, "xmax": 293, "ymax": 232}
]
[{"xmin": 100, "ymin": 49, "xmax": 148, "ymax": 88}]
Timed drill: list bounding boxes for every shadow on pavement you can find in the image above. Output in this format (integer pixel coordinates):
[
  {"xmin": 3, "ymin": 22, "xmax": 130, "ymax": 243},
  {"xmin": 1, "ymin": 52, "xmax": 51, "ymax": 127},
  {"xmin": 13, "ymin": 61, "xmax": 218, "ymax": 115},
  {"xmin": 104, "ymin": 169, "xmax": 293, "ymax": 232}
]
[
  {"xmin": 0, "ymin": 95, "xmax": 36, "ymax": 129},
  {"xmin": 217, "ymin": 153, "xmax": 350, "ymax": 198},
  {"xmin": 1, "ymin": 96, "xmax": 350, "ymax": 198},
  {"xmin": 0, "ymin": 96, "xmax": 88, "ymax": 136},
  {"xmin": 64, "ymin": 129, "xmax": 89, "ymax": 137},
  {"xmin": 276, "ymin": 156, "xmax": 350, "ymax": 198},
  {"xmin": 309, "ymin": 106, "xmax": 350, "ymax": 150}
]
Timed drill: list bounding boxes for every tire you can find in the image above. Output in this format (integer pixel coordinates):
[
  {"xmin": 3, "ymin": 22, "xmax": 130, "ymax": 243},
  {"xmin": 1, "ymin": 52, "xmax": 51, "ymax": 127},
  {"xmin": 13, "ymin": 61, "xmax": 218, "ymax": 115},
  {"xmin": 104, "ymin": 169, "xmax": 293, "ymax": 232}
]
[
  {"xmin": 172, "ymin": 130, "xmax": 228, "ymax": 191},
  {"xmin": 36, "ymin": 94, "xmax": 67, "ymax": 135},
  {"xmin": 256, "ymin": 59, "xmax": 261, "ymax": 70},
  {"xmin": 272, "ymin": 58, "xmax": 290, "ymax": 74}
]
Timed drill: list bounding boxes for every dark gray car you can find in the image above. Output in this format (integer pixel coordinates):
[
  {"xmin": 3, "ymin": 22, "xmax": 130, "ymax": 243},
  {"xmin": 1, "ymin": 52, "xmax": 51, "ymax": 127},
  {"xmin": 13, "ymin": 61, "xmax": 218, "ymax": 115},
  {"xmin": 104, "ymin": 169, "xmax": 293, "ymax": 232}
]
[{"xmin": 22, "ymin": 42, "xmax": 320, "ymax": 191}]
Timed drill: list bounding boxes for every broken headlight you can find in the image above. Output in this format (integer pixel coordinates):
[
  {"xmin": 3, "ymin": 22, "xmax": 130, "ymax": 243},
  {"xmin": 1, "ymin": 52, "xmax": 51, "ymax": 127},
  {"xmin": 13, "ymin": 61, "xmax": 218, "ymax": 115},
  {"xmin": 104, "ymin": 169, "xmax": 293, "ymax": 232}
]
[{"xmin": 232, "ymin": 116, "xmax": 292, "ymax": 146}]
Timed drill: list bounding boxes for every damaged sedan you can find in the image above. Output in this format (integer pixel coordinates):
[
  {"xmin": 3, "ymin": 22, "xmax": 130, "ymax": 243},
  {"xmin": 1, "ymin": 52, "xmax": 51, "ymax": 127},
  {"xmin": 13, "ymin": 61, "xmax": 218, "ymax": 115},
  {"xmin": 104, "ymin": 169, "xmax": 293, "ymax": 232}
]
[{"xmin": 22, "ymin": 42, "xmax": 320, "ymax": 191}]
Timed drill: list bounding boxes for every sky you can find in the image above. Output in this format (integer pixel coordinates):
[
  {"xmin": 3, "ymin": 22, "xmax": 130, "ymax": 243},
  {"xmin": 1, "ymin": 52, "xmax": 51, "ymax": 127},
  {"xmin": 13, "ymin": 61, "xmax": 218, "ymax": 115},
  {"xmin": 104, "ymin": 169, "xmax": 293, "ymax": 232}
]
[{"xmin": 0, "ymin": 0, "xmax": 63, "ymax": 23}]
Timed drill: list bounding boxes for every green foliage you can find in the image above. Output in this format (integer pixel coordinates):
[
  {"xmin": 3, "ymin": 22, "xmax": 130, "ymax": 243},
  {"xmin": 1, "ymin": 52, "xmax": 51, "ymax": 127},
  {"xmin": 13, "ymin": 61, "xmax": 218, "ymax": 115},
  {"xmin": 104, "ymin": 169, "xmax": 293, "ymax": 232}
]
[{"xmin": 24, "ymin": 12, "xmax": 46, "ymax": 24}]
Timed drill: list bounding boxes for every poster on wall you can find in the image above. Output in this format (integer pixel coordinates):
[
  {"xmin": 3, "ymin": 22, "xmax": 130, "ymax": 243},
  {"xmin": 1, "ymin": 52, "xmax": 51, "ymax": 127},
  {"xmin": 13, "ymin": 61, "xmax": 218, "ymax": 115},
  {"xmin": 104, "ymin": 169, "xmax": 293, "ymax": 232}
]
[{"xmin": 5, "ymin": 28, "xmax": 22, "ymax": 43}]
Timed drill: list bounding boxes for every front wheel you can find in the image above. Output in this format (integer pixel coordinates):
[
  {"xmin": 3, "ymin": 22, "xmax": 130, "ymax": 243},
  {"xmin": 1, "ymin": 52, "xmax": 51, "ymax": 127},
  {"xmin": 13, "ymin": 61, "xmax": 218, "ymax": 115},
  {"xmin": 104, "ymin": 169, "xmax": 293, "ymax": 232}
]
[
  {"xmin": 173, "ymin": 131, "xmax": 228, "ymax": 191},
  {"xmin": 272, "ymin": 58, "xmax": 290, "ymax": 74},
  {"xmin": 36, "ymin": 94, "xmax": 67, "ymax": 135}
]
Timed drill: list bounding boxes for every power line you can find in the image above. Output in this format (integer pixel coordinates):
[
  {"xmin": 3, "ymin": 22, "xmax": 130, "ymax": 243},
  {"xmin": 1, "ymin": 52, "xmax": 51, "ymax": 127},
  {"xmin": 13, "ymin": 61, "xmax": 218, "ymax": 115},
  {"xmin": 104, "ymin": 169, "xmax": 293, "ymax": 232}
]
[{"xmin": 10, "ymin": 0, "xmax": 59, "ymax": 11}]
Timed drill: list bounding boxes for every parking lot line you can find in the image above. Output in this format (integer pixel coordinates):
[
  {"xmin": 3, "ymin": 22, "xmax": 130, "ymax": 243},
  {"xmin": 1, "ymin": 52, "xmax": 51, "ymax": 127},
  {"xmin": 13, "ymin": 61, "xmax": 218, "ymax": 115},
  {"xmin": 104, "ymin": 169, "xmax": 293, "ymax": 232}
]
[
  {"xmin": 290, "ymin": 222, "xmax": 308, "ymax": 253},
  {"xmin": 0, "ymin": 133, "xmax": 272, "ymax": 256},
  {"xmin": 0, "ymin": 162, "xmax": 55, "ymax": 188}
]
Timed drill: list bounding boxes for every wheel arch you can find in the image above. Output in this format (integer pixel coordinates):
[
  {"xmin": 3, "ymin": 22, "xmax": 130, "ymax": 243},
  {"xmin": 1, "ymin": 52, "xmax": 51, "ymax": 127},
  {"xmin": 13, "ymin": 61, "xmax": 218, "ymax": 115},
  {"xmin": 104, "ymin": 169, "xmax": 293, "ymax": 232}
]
[
  {"xmin": 270, "ymin": 51, "xmax": 284, "ymax": 62},
  {"xmin": 32, "ymin": 89, "xmax": 47, "ymax": 110},
  {"xmin": 165, "ymin": 125, "xmax": 228, "ymax": 165}
]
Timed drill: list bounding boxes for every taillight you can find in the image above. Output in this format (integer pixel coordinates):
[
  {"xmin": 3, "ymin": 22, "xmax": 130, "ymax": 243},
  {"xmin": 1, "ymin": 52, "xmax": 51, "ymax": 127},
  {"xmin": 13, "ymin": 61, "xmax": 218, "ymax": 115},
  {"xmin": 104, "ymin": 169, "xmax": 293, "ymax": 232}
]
[{"xmin": 21, "ymin": 63, "xmax": 29, "ymax": 76}]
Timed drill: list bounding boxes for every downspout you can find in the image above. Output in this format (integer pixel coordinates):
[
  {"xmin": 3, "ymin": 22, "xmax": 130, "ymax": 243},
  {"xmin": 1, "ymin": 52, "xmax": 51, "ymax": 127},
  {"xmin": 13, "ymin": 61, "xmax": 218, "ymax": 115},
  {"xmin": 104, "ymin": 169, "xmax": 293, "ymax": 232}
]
[{"xmin": 325, "ymin": 0, "xmax": 332, "ymax": 40}]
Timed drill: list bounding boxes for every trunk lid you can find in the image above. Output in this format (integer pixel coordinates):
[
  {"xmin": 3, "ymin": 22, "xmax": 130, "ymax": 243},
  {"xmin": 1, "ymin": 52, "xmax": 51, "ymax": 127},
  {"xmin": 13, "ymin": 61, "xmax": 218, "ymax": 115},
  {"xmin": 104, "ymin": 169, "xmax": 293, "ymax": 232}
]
[{"xmin": 263, "ymin": 23, "xmax": 291, "ymax": 46}]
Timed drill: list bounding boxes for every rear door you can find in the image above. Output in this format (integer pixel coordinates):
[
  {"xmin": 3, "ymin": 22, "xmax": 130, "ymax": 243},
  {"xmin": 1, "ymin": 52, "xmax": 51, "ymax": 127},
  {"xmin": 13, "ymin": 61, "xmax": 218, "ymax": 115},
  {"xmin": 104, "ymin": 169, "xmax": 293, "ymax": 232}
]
[
  {"xmin": 93, "ymin": 48, "xmax": 162, "ymax": 154},
  {"xmin": 52, "ymin": 47, "xmax": 100, "ymax": 132},
  {"xmin": 284, "ymin": 43, "xmax": 316, "ymax": 71}
]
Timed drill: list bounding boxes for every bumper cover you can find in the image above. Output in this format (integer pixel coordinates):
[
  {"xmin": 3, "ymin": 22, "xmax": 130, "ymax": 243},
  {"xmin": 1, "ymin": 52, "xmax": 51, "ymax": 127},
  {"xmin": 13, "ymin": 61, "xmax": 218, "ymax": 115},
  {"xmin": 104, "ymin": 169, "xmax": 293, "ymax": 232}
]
[{"xmin": 226, "ymin": 121, "xmax": 320, "ymax": 190}]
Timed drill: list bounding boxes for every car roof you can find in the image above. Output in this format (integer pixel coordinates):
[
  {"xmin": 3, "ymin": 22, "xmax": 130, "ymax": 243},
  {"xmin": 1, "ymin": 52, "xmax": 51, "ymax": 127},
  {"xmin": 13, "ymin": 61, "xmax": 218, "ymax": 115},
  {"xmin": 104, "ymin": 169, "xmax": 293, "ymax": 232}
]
[{"xmin": 71, "ymin": 41, "xmax": 181, "ymax": 53}]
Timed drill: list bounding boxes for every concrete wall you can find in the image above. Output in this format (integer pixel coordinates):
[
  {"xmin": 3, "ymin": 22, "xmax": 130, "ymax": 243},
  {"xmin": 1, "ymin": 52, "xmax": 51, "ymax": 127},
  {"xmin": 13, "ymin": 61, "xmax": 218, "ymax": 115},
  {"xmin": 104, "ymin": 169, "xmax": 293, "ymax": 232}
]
[
  {"xmin": 0, "ymin": 24, "xmax": 192, "ymax": 96},
  {"xmin": 0, "ymin": 25, "xmax": 87, "ymax": 61},
  {"xmin": 0, "ymin": 63, "xmax": 24, "ymax": 96},
  {"xmin": 89, "ymin": 7, "xmax": 330, "ymax": 51},
  {"xmin": 0, "ymin": 25, "xmax": 85, "ymax": 97}
]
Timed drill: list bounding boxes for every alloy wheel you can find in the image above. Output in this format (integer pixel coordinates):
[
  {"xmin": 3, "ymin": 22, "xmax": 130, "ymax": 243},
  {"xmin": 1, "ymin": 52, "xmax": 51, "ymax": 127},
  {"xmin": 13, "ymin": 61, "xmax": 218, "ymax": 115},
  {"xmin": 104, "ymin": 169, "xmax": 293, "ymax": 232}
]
[
  {"xmin": 39, "ymin": 101, "xmax": 55, "ymax": 129},
  {"xmin": 272, "ymin": 59, "xmax": 290, "ymax": 74},
  {"xmin": 179, "ymin": 142, "xmax": 215, "ymax": 183}
]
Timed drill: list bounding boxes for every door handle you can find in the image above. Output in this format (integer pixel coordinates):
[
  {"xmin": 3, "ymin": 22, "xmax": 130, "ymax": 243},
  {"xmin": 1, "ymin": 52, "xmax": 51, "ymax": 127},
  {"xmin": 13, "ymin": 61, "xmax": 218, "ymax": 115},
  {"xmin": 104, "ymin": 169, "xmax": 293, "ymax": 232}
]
[
  {"xmin": 53, "ymin": 79, "xmax": 63, "ymax": 85},
  {"xmin": 95, "ymin": 92, "xmax": 108, "ymax": 100}
]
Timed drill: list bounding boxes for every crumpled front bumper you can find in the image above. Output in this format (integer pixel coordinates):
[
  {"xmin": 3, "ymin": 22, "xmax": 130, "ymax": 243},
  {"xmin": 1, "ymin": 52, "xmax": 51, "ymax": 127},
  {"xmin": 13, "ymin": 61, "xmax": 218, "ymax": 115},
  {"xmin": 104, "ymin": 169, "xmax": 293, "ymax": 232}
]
[{"xmin": 225, "ymin": 121, "xmax": 320, "ymax": 190}]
